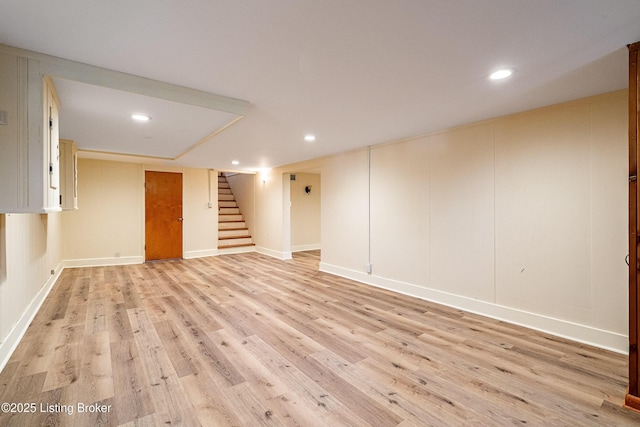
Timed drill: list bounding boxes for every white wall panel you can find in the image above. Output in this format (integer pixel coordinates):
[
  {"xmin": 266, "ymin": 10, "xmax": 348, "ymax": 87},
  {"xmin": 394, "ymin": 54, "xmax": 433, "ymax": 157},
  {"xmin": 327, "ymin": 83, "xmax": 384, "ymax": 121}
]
[
  {"xmin": 370, "ymin": 139, "xmax": 430, "ymax": 285},
  {"xmin": 0, "ymin": 212, "xmax": 62, "ymax": 368},
  {"xmin": 321, "ymin": 150, "xmax": 369, "ymax": 272},
  {"xmin": 494, "ymin": 100, "xmax": 593, "ymax": 323},
  {"xmin": 429, "ymin": 123, "xmax": 495, "ymax": 302},
  {"xmin": 318, "ymin": 90, "xmax": 628, "ymax": 351},
  {"xmin": 588, "ymin": 91, "xmax": 629, "ymax": 334}
]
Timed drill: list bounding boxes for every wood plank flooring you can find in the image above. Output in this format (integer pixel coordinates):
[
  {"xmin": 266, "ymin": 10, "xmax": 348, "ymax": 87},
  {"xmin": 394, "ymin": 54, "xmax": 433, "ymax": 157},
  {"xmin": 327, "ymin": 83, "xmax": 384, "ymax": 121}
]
[{"xmin": 1, "ymin": 250, "xmax": 639, "ymax": 426}]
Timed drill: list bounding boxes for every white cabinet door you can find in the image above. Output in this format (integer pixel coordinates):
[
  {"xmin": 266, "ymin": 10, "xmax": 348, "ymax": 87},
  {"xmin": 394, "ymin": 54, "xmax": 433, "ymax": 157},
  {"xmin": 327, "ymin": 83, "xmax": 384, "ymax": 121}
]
[
  {"xmin": 47, "ymin": 81, "xmax": 60, "ymax": 191},
  {"xmin": 0, "ymin": 51, "xmax": 61, "ymax": 213}
]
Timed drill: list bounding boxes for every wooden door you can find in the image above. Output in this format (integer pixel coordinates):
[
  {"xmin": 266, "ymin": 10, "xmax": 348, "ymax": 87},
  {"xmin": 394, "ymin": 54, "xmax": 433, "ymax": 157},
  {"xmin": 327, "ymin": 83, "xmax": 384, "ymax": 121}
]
[
  {"xmin": 145, "ymin": 171, "xmax": 183, "ymax": 261},
  {"xmin": 627, "ymin": 41, "xmax": 640, "ymax": 412}
]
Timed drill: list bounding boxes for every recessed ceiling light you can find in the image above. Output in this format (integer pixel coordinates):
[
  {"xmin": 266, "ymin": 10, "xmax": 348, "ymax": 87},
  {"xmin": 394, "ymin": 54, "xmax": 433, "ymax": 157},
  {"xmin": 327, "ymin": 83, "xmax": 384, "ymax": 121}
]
[
  {"xmin": 232, "ymin": 160, "xmax": 239, "ymax": 165},
  {"xmin": 489, "ymin": 68, "xmax": 516, "ymax": 80},
  {"xmin": 304, "ymin": 134, "xmax": 316, "ymax": 142},
  {"xmin": 132, "ymin": 114, "xmax": 151, "ymax": 122}
]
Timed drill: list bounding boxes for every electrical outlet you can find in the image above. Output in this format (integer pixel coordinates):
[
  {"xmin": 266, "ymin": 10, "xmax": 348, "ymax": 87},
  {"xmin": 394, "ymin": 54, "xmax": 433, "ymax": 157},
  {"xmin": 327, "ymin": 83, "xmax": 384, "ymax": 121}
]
[
  {"xmin": 208, "ymin": 201, "xmax": 213, "ymax": 208},
  {"xmin": 115, "ymin": 251, "xmax": 120, "ymax": 258},
  {"xmin": 366, "ymin": 264, "xmax": 372, "ymax": 274}
]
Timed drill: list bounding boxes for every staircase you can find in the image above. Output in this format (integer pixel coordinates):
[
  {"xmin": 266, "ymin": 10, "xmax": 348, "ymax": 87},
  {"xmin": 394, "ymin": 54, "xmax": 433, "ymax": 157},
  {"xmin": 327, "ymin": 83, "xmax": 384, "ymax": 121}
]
[{"xmin": 218, "ymin": 173, "xmax": 255, "ymax": 252}]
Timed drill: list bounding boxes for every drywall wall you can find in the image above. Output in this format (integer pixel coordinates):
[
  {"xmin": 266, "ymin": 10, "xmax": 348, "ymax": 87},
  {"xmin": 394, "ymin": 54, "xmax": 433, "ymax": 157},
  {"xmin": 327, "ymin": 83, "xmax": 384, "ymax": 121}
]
[
  {"xmin": 290, "ymin": 173, "xmax": 321, "ymax": 251},
  {"xmin": 253, "ymin": 170, "xmax": 288, "ymax": 258},
  {"xmin": 0, "ymin": 212, "xmax": 62, "ymax": 369},
  {"xmin": 183, "ymin": 168, "xmax": 218, "ymax": 258},
  {"xmin": 319, "ymin": 90, "xmax": 628, "ymax": 352},
  {"xmin": 62, "ymin": 159, "xmax": 218, "ymax": 264},
  {"xmin": 320, "ymin": 149, "xmax": 370, "ymax": 270},
  {"xmin": 61, "ymin": 159, "xmax": 144, "ymax": 264}
]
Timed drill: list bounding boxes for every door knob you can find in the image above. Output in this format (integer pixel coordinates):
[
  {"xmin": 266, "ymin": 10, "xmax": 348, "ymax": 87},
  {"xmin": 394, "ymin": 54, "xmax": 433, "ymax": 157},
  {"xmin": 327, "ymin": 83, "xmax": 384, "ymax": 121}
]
[{"xmin": 178, "ymin": 217, "xmax": 183, "ymax": 222}]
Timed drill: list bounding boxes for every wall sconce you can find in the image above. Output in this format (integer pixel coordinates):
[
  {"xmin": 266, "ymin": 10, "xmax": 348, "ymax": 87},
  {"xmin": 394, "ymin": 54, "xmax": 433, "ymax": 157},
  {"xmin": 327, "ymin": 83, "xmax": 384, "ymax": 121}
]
[
  {"xmin": 305, "ymin": 185, "xmax": 312, "ymax": 194},
  {"xmin": 260, "ymin": 170, "xmax": 269, "ymax": 184}
]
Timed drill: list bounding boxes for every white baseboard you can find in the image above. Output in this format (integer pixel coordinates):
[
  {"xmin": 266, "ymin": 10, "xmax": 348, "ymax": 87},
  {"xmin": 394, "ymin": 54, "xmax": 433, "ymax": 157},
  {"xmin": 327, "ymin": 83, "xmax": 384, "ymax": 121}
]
[
  {"xmin": 256, "ymin": 246, "xmax": 292, "ymax": 260},
  {"xmin": 319, "ymin": 262, "xmax": 628, "ymax": 355},
  {"xmin": 63, "ymin": 256, "xmax": 144, "ymax": 268},
  {"xmin": 184, "ymin": 249, "xmax": 219, "ymax": 259},
  {"xmin": 291, "ymin": 243, "xmax": 321, "ymax": 252},
  {"xmin": 0, "ymin": 263, "xmax": 63, "ymax": 372}
]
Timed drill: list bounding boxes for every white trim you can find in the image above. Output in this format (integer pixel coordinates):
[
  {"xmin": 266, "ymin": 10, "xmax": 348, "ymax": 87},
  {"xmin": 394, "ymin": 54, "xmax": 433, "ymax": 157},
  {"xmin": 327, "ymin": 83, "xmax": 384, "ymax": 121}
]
[
  {"xmin": 319, "ymin": 262, "xmax": 628, "ymax": 355},
  {"xmin": 184, "ymin": 249, "xmax": 219, "ymax": 259},
  {"xmin": 256, "ymin": 246, "xmax": 292, "ymax": 260},
  {"xmin": 291, "ymin": 243, "xmax": 321, "ymax": 252},
  {"xmin": 0, "ymin": 263, "xmax": 63, "ymax": 372},
  {"xmin": 63, "ymin": 256, "xmax": 144, "ymax": 268}
]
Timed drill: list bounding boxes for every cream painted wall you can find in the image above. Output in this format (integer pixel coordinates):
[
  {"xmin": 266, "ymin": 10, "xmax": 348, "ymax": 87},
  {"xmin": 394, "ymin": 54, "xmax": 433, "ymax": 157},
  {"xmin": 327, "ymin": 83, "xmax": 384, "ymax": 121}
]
[
  {"xmin": 183, "ymin": 168, "xmax": 218, "ymax": 258},
  {"xmin": 0, "ymin": 212, "xmax": 62, "ymax": 366},
  {"xmin": 321, "ymin": 149, "xmax": 370, "ymax": 271},
  {"xmin": 62, "ymin": 159, "xmax": 143, "ymax": 263},
  {"xmin": 319, "ymin": 90, "xmax": 628, "ymax": 352},
  {"xmin": 493, "ymin": 91, "xmax": 628, "ymax": 333},
  {"xmin": 369, "ymin": 138, "xmax": 430, "ymax": 286},
  {"xmin": 62, "ymin": 159, "xmax": 218, "ymax": 264},
  {"xmin": 290, "ymin": 173, "xmax": 321, "ymax": 251},
  {"xmin": 253, "ymin": 170, "xmax": 287, "ymax": 258}
]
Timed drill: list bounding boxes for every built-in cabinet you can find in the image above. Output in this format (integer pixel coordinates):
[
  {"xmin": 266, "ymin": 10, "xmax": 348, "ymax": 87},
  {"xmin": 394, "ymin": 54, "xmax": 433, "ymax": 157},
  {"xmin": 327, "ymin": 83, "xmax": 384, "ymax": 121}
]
[{"xmin": 0, "ymin": 51, "xmax": 62, "ymax": 213}]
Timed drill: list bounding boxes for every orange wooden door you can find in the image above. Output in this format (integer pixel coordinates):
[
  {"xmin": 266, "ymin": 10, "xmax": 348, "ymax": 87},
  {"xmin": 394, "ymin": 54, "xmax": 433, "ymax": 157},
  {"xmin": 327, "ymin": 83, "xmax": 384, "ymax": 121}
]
[
  {"xmin": 628, "ymin": 41, "xmax": 640, "ymax": 410},
  {"xmin": 145, "ymin": 171, "xmax": 183, "ymax": 261}
]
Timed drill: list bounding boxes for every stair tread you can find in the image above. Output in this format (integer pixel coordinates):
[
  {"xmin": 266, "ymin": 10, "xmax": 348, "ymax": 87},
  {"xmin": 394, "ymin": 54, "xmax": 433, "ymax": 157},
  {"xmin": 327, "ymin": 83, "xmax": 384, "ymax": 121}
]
[
  {"xmin": 217, "ymin": 177, "xmax": 252, "ymax": 244},
  {"xmin": 219, "ymin": 243, "xmax": 255, "ymax": 249}
]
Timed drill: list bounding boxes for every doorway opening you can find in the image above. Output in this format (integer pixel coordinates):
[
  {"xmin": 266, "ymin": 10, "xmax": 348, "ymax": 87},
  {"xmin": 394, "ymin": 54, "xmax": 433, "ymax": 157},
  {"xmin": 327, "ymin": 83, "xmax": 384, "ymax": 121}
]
[{"xmin": 288, "ymin": 171, "xmax": 321, "ymax": 255}]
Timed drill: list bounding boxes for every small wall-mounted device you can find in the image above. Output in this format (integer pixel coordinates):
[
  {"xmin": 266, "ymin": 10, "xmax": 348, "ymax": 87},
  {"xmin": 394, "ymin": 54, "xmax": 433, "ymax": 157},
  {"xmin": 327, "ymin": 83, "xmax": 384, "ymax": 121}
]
[
  {"xmin": 0, "ymin": 111, "xmax": 8, "ymax": 126},
  {"xmin": 305, "ymin": 185, "xmax": 312, "ymax": 194}
]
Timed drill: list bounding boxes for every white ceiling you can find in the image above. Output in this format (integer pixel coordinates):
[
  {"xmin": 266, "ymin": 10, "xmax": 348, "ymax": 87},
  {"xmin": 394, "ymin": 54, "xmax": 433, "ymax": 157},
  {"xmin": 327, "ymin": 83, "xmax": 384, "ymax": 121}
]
[
  {"xmin": 1, "ymin": 0, "xmax": 639, "ymax": 172},
  {"xmin": 52, "ymin": 78, "xmax": 241, "ymax": 159}
]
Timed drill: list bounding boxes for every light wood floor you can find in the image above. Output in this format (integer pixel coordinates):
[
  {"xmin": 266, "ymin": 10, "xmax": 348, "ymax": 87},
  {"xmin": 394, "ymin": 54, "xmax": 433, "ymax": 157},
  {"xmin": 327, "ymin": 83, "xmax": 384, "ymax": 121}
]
[{"xmin": 1, "ymin": 251, "xmax": 639, "ymax": 426}]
